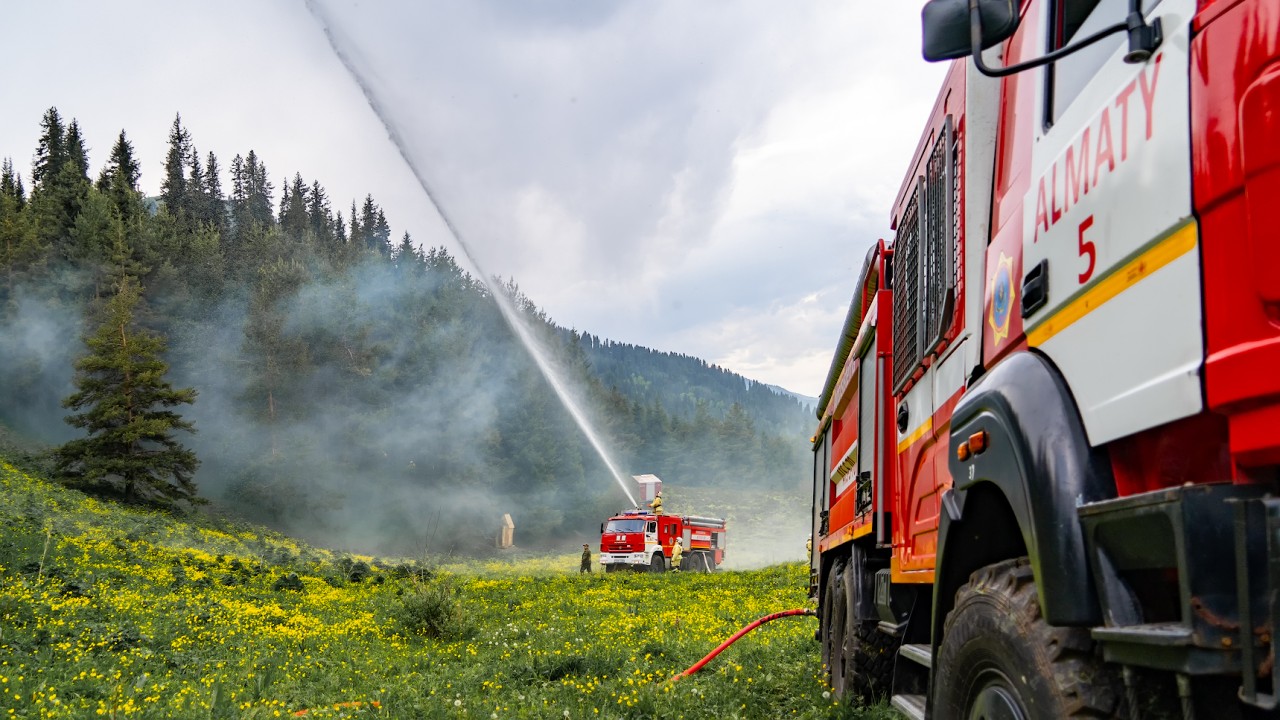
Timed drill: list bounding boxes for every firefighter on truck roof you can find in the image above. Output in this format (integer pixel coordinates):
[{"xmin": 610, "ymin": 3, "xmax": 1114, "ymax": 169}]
[{"xmin": 649, "ymin": 491, "xmax": 664, "ymax": 515}]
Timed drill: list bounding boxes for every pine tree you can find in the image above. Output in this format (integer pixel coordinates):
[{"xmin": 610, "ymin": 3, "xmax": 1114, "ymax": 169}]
[
  {"xmin": 31, "ymin": 107, "xmax": 66, "ymax": 188},
  {"xmin": 394, "ymin": 231, "xmax": 421, "ymax": 275},
  {"xmin": 188, "ymin": 146, "xmax": 206, "ymax": 220},
  {"xmin": 30, "ymin": 113, "xmax": 91, "ymax": 266},
  {"xmin": 1, "ymin": 158, "xmax": 25, "ymax": 209},
  {"xmin": 96, "ymin": 130, "xmax": 143, "ymax": 223},
  {"xmin": 0, "ymin": 158, "xmax": 36, "ymax": 300},
  {"xmin": 63, "ymin": 121, "xmax": 90, "ymax": 182},
  {"xmin": 229, "ymin": 153, "xmax": 245, "ymax": 205},
  {"xmin": 372, "ymin": 208, "xmax": 391, "ymax": 258},
  {"xmin": 348, "ymin": 200, "xmax": 361, "ymax": 252},
  {"xmin": 279, "ymin": 172, "xmax": 308, "ymax": 239},
  {"xmin": 306, "ymin": 180, "xmax": 333, "ymax": 248},
  {"xmin": 201, "ymin": 151, "xmax": 225, "ymax": 230},
  {"xmin": 332, "ymin": 209, "xmax": 353, "ymax": 267},
  {"xmin": 359, "ymin": 195, "xmax": 382, "ymax": 255},
  {"xmin": 160, "ymin": 113, "xmax": 191, "ymax": 219},
  {"xmin": 334, "ymin": 210, "xmax": 347, "ymax": 245},
  {"xmin": 56, "ymin": 276, "xmax": 200, "ymax": 507},
  {"xmin": 242, "ymin": 150, "xmax": 274, "ymax": 227},
  {"xmin": 226, "ymin": 150, "xmax": 274, "ymax": 278}
]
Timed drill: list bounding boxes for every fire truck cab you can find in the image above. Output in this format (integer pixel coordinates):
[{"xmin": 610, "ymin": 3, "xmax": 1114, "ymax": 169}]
[{"xmin": 810, "ymin": 0, "xmax": 1280, "ymax": 716}]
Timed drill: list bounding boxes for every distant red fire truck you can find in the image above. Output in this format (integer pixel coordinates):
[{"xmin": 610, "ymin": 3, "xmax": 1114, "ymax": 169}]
[{"xmin": 599, "ymin": 509, "xmax": 727, "ymax": 572}]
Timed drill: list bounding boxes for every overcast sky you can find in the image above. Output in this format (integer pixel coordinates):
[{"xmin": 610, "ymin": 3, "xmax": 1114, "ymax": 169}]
[{"xmin": 2, "ymin": 1, "xmax": 946, "ymax": 397}]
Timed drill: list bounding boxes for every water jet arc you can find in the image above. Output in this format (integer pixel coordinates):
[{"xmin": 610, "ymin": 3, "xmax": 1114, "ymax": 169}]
[{"xmin": 304, "ymin": 0, "xmax": 639, "ymax": 508}]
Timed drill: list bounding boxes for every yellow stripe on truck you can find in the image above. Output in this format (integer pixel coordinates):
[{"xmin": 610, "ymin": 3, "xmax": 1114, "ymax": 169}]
[
  {"xmin": 1027, "ymin": 220, "xmax": 1198, "ymax": 347},
  {"xmin": 897, "ymin": 417, "xmax": 933, "ymax": 454}
]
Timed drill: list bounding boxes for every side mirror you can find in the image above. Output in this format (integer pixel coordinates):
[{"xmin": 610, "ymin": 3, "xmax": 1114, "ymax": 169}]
[{"xmin": 922, "ymin": 0, "xmax": 1020, "ymax": 62}]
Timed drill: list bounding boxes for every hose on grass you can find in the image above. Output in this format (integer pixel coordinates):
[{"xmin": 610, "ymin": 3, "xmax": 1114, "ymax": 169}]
[
  {"xmin": 669, "ymin": 608, "xmax": 817, "ymax": 682},
  {"xmin": 290, "ymin": 609, "xmax": 816, "ymax": 712}
]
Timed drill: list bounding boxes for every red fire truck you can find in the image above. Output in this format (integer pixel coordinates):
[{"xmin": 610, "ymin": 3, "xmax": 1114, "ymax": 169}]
[
  {"xmin": 810, "ymin": 0, "xmax": 1280, "ymax": 717},
  {"xmin": 599, "ymin": 509, "xmax": 727, "ymax": 572}
]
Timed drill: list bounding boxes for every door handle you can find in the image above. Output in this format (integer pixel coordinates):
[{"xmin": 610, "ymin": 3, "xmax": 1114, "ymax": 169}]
[{"xmin": 1021, "ymin": 259, "xmax": 1049, "ymax": 318}]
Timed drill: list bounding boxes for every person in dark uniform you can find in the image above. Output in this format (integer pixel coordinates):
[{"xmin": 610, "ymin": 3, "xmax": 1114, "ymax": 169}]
[{"xmin": 580, "ymin": 543, "xmax": 592, "ymax": 573}]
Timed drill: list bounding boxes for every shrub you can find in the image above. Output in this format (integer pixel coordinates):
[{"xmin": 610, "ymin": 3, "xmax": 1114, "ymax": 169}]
[
  {"xmin": 337, "ymin": 556, "xmax": 372, "ymax": 583},
  {"xmin": 272, "ymin": 572, "xmax": 305, "ymax": 592},
  {"xmin": 396, "ymin": 578, "xmax": 474, "ymax": 641}
]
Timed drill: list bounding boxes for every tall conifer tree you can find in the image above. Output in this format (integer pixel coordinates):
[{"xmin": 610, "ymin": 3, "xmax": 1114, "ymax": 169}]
[
  {"xmin": 1, "ymin": 158, "xmax": 24, "ymax": 208},
  {"xmin": 279, "ymin": 173, "xmax": 309, "ymax": 239},
  {"xmin": 202, "ymin": 151, "xmax": 225, "ymax": 230},
  {"xmin": 31, "ymin": 107, "xmax": 65, "ymax": 188},
  {"xmin": 0, "ymin": 158, "xmax": 34, "ymax": 299},
  {"xmin": 160, "ymin": 113, "xmax": 191, "ymax": 218},
  {"xmin": 63, "ymin": 121, "xmax": 90, "ymax": 182},
  {"xmin": 31, "ymin": 113, "xmax": 90, "ymax": 264},
  {"xmin": 56, "ymin": 276, "xmax": 200, "ymax": 507},
  {"xmin": 97, "ymin": 130, "xmax": 143, "ymax": 223},
  {"xmin": 307, "ymin": 180, "xmax": 332, "ymax": 247}
]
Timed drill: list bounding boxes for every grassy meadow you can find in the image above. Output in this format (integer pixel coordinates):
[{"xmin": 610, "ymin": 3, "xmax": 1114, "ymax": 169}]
[{"xmin": 0, "ymin": 459, "xmax": 889, "ymax": 719}]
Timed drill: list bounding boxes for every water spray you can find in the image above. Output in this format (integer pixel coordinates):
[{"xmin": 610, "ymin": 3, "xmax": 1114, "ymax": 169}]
[{"xmin": 304, "ymin": 0, "xmax": 639, "ymax": 508}]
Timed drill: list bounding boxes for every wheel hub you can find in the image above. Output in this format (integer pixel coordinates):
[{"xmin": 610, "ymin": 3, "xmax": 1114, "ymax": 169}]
[{"xmin": 967, "ymin": 671, "xmax": 1028, "ymax": 720}]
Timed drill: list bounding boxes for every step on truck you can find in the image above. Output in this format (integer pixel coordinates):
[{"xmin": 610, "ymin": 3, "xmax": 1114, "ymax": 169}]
[{"xmin": 809, "ymin": 0, "xmax": 1280, "ymax": 716}]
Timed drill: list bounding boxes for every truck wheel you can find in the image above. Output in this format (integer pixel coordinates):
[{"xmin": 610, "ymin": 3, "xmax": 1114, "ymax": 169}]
[
  {"xmin": 605, "ymin": 564, "xmax": 619, "ymax": 574},
  {"xmin": 841, "ymin": 554, "xmax": 898, "ymax": 702},
  {"xmin": 819, "ymin": 560, "xmax": 839, "ymax": 679},
  {"xmin": 822, "ymin": 559, "xmax": 849, "ymax": 697},
  {"xmin": 650, "ymin": 553, "xmax": 666, "ymax": 573},
  {"xmin": 934, "ymin": 558, "xmax": 1121, "ymax": 719}
]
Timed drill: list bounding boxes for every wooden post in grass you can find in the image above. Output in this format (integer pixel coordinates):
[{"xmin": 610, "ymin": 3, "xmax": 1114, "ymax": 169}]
[{"xmin": 497, "ymin": 513, "xmax": 515, "ymax": 549}]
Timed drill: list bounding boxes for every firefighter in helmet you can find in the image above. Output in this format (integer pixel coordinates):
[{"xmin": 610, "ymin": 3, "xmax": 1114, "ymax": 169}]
[
  {"xmin": 649, "ymin": 491, "xmax": 664, "ymax": 515},
  {"xmin": 806, "ymin": 535, "xmax": 812, "ymax": 555},
  {"xmin": 580, "ymin": 543, "xmax": 592, "ymax": 573},
  {"xmin": 671, "ymin": 537, "xmax": 684, "ymax": 571}
]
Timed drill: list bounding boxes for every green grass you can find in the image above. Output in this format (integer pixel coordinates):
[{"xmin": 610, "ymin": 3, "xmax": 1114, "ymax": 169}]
[{"xmin": 0, "ymin": 458, "xmax": 891, "ymax": 719}]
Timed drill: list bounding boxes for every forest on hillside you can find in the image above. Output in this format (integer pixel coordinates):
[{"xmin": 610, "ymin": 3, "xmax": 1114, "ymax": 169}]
[{"xmin": 0, "ymin": 107, "xmax": 813, "ymax": 554}]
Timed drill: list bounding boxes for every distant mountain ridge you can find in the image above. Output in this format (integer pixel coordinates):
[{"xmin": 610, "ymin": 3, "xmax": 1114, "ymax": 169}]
[
  {"xmin": 568, "ymin": 332, "xmax": 813, "ymax": 439},
  {"xmin": 765, "ymin": 384, "xmax": 817, "ymax": 411}
]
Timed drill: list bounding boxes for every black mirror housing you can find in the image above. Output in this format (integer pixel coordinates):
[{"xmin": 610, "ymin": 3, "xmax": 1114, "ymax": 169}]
[{"xmin": 922, "ymin": 0, "xmax": 1021, "ymax": 62}]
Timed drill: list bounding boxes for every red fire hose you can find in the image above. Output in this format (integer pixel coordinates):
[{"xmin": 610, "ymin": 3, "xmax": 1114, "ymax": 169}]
[{"xmin": 669, "ymin": 608, "xmax": 817, "ymax": 682}]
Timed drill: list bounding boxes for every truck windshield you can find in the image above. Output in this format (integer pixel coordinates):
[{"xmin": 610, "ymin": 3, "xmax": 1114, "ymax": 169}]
[{"xmin": 605, "ymin": 519, "xmax": 646, "ymax": 533}]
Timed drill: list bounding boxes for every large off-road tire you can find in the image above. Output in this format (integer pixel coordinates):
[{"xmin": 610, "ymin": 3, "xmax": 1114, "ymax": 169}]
[
  {"xmin": 649, "ymin": 553, "xmax": 666, "ymax": 573},
  {"xmin": 834, "ymin": 549, "xmax": 898, "ymax": 703},
  {"xmin": 841, "ymin": 582, "xmax": 898, "ymax": 702},
  {"xmin": 843, "ymin": 619, "xmax": 898, "ymax": 702},
  {"xmin": 935, "ymin": 557, "xmax": 1121, "ymax": 719},
  {"xmin": 822, "ymin": 559, "xmax": 850, "ymax": 697}
]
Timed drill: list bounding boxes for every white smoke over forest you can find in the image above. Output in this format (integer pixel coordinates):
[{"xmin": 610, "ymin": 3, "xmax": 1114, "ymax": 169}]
[{"xmin": 0, "ymin": 108, "xmax": 813, "ymax": 557}]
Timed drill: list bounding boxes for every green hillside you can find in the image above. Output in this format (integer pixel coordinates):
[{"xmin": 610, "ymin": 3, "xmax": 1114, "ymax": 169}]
[{"xmin": 0, "ymin": 456, "xmax": 886, "ymax": 719}]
